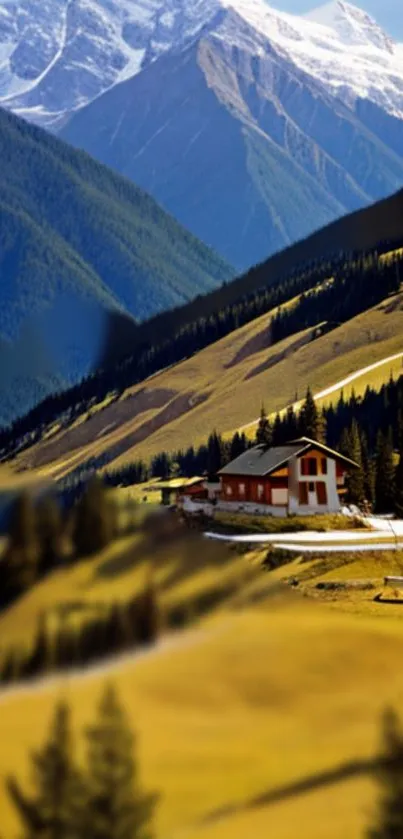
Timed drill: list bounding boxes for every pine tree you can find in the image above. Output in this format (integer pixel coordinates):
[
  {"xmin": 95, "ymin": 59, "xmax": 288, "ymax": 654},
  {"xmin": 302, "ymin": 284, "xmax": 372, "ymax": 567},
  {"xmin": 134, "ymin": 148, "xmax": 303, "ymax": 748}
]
[
  {"xmin": 255, "ymin": 404, "xmax": 272, "ymax": 447},
  {"xmin": 2, "ymin": 492, "xmax": 40, "ymax": 604},
  {"xmin": 316, "ymin": 408, "xmax": 327, "ymax": 444},
  {"xmin": 0, "ymin": 648, "xmax": 22, "ymax": 685},
  {"xmin": 22, "ymin": 614, "xmax": 50, "ymax": 679},
  {"xmin": 271, "ymin": 413, "xmax": 283, "ymax": 446},
  {"xmin": 207, "ymin": 431, "xmax": 224, "ymax": 480},
  {"xmin": 73, "ymin": 478, "xmax": 115, "ymax": 558},
  {"xmin": 103, "ymin": 605, "xmax": 133, "ymax": 656},
  {"xmin": 395, "ymin": 450, "xmax": 403, "ymax": 517},
  {"xmin": 283, "ymin": 405, "xmax": 298, "ymax": 442},
  {"xmin": 345, "ymin": 420, "xmax": 365, "ymax": 505},
  {"xmin": 53, "ymin": 625, "xmax": 76, "ymax": 672},
  {"xmin": 7, "ymin": 701, "xmax": 87, "ymax": 838},
  {"xmin": 367, "ymin": 708, "xmax": 403, "ymax": 839},
  {"xmin": 36, "ymin": 495, "xmax": 63, "ymax": 576},
  {"xmin": 85, "ymin": 684, "xmax": 157, "ymax": 839},
  {"xmin": 361, "ymin": 431, "xmax": 376, "ymax": 510},
  {"xmin": 375, "ymin": 431, "xmax": 396, "ymax": 514},
  {"xmin": 299, "ymin": 387, "xmax": 318, "ymax": 439},
  {"xmin": 229, "ymin": 431, "xmax": 246, "ymax": 461}
]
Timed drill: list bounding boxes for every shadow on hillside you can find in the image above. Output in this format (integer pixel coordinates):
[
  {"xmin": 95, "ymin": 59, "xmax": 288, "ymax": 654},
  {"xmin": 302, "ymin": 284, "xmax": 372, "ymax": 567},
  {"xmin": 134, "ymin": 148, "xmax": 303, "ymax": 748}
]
[
  {"xmin": 90, "ymin": 517, "xmax": 237, "ymax": 590},
  {"xmin": 224, "ymin": 325, "xmax": 270, "ymax": 369},
  {"xmin": 245, "ymin": 331, "xmax": 312, "ymax": 381},
  {"xmin": 199, "ymin": 754, "xmax": 380, "ymax": 828},
  {"xmin": 90, "ymin": 540, "xmax": 149, "ymax": 581}
]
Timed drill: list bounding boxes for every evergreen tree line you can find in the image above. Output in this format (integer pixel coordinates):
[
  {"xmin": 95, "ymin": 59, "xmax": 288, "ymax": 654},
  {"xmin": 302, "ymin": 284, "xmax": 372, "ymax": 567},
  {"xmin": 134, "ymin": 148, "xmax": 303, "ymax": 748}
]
[
  {"xmin": 1, "ymin": 478, "xmax": 119, "ymax": 612},
  {"xmin": 0, "ymin": 562, "xmax": 242, "ymax": 687},
  {"xmin": 102, "ymin": 377, "xmax": 403, "ymax": 515},
  {"xmin": 103, "ymin": 388, "xmax": 325, "ymax": 488},
  {"xmin": 6, "ymin": 682, "xmax": 157, "ymax": 839},
  {"xmin": 271, "ymin": 252, "xmax": 402, "ymax": 345},
  {"xmin": 0, "ymin": 577, "xmax": 160, "ymax": 687},
  {"xmin": 1, "ymin": 241, "xmax": 401, "ymax": 463}
]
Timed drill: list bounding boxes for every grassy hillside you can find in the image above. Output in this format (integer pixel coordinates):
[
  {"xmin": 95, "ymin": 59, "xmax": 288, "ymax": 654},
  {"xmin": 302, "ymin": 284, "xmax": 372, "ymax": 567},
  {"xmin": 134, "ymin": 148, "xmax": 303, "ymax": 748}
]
[
  {"xmin": 0, "ymin": 517, "xmax": 261, "ymax": 655},
  {"xmin": 12, "ymin": 284, "xmax": 403, "ymax": 478},
  {"xmin": 0, "ymin": 108, "xmax": 232, "ymax": 424},
  {"xmin": 2, "ymin": 568, "xmax": 403, "ymax": 839}
]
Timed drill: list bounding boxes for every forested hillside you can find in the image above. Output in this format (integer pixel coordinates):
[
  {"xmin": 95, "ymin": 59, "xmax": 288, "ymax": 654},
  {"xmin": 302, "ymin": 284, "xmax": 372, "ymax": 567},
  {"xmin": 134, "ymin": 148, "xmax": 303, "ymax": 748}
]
[
  {"xmin": 0, "ymin": 108, "xmax": 232, "ymax": 424},
  {"xmin": 2, "ymin": 235, "xmax": 403, "ymax": 471}
]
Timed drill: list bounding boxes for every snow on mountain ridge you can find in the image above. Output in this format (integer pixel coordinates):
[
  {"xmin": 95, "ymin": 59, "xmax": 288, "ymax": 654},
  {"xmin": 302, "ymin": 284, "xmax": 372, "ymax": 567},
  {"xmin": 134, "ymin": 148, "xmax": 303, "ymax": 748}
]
[
  {"xmin": 305, "ymin": 0, "xmax": 395, "ymax": 52},
  {"xmin": 0, "ymin": 0, "xmax": 402, "ymax": 126},
  {"xmin": 221, "ymin": 0, "xmax": 403, "ymax": 117},
  {"xmin": 0, "ymin": 0, "xmax": 221, "ymax": 126}
]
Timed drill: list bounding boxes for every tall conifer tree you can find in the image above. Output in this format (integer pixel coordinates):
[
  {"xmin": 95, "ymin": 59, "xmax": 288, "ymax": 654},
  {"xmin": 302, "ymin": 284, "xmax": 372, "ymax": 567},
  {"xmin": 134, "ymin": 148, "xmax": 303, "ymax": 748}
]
[
  {"xmin": 345, "ymin": 419, "xmax": 365, "ymax": 505},
  {"xmin": 375, "ymin": 431, "xmax": 396, "ymax": 513},
  {"xmin": 256, "ymin": 405, "xmax": 272, "ymax": 447},
  {"xmin": 2, "ymin": 491, "xmax": 40, "ymax": 605},
  {"xmin": 7, "ymin": 702, "xmax": 87, "ymax": 838},
  {"xmin": 299, "ymin": 387, "xmax": 318, "ymax": 439},
  {"xmin": 86, "ymin": 684, "xmax": 157, "ymax": 839},
  {"xmin": 73, "ymin": 478, "xmax": 115, "ymax": 558}
]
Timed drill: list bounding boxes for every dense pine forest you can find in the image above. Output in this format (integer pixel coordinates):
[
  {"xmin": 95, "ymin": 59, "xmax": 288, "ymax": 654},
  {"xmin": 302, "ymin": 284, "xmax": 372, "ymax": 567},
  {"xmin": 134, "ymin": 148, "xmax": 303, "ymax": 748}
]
[{"xmin": 1, "ymin": 238, "xmax": 403, "ymax": 460}]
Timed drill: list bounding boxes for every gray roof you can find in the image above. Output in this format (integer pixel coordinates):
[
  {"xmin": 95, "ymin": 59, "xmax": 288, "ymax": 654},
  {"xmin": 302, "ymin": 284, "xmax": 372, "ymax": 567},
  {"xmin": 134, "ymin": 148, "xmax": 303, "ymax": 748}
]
[
  {"xmin": 219, "ymin": 437, "xmax": 359, "ymax": 477},
  {"xmin": 219, "ymin": 443, "xmax": 306, "ymax": 477}
]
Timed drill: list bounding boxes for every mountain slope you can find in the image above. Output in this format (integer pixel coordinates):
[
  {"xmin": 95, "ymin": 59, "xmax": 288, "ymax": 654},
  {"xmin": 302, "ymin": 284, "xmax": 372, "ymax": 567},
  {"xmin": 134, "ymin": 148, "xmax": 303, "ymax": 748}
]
[
  {"xmin": 2, "ymin": 0, "xmax": 403, "ymax": 268},
  {"xmin": 59, "ymin": 1, "xmax": 403, "ymax": 268},
  {"xmin": 0, "ymin": 107, "xmax": 233, "ymax": 425},
  {"xmin": 4, "ymin": 181, "xmax": 403, "ymax": 477}
]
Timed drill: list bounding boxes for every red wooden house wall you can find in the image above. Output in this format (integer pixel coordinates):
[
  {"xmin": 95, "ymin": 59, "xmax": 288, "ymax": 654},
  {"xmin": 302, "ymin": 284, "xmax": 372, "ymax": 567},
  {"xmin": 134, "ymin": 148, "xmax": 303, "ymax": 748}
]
[{"xmin": 221, "ymin": 474, "xmax": 288, "ymax": 505}]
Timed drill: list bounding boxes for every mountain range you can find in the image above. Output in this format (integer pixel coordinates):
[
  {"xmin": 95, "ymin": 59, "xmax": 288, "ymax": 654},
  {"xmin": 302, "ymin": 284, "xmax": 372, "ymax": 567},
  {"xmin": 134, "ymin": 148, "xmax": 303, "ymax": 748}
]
[
  {"xmin": 0, "ymin": 107, "xmax": 232, "ymax": 426},
  {"xmin": 1, "ymin": 0, "xmax": 403, "ymax": 268}
]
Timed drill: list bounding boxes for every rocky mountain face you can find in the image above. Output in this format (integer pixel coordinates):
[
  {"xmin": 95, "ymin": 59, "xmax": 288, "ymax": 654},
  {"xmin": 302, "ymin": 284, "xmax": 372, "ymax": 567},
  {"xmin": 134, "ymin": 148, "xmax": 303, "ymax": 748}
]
[{"xmin": 2, "ymin": 0, "xmax": 403, "ymax": 267}]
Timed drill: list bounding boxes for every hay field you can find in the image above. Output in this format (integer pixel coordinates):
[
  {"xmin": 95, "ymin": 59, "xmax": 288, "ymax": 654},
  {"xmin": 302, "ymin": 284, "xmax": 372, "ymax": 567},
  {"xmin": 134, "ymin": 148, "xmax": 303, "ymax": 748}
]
[{"xmin": 2, "ymin": 595, "xmax": 403, "ymax": 839}]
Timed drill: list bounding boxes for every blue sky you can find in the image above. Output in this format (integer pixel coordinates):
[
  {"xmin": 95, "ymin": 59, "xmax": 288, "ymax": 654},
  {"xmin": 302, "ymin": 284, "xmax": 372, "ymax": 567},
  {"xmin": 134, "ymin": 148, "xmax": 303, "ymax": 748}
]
[{"xmin": 272, "ymin": 1, "xmax": 402, "ymax": 39}]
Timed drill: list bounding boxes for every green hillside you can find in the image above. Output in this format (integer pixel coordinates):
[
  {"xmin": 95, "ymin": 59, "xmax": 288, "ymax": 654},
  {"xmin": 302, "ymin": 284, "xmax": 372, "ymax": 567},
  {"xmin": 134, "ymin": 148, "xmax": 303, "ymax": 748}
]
[{"xmin": 0, "ymin": 108, "xmax": 233, "ymax": 424}]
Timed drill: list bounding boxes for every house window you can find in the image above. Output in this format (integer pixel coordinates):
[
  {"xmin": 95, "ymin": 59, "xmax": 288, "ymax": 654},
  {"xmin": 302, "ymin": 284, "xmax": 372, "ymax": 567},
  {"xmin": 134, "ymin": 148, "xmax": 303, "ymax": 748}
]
[
  {"xmin": 321, "ymin": 457, "xmax": 328, "ymax": 475},
  {"xmin": 308, "ymin": 482, "xmax": 315, "ymax": 492},
  {"xmin": 226, "ymin": 485, "xmax": 233, "ymax": 496},
  {"xmin": 239, "ymin": 483, "xmax": 246, "ymax": 496},
  {"xmin": 308, "ymin": 458, "xmax": 317, "ymax": 476},
  {"xmin": 258, "ymin": 484, "xmax": 264, "ymax": 500},
  {"xmin": 317, "ymin": 482, "xmax": 328, "ymax": 506},
  {"xmin": 299, "ymin": 483, "xmax": 308, "ymax": 505}
]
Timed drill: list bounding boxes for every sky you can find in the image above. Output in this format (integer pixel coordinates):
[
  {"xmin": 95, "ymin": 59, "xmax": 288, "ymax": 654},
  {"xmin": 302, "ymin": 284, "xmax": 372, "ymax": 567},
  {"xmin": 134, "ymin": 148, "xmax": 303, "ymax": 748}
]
[{"xmin": 271, "ymin": 0, "xmax": 402, "ymax": 39}]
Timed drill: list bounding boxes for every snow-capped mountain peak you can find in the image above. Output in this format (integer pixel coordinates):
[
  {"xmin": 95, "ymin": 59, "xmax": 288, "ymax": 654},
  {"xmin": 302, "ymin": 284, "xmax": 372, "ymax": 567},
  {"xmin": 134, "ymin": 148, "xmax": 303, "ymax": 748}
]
[
  {"xmin": 305, "ymin": 0, "xmax": 395, "ymax": 52},
  {"xmin": 0, "ymin": 0, "xmax": 402, "ymax": 127}
]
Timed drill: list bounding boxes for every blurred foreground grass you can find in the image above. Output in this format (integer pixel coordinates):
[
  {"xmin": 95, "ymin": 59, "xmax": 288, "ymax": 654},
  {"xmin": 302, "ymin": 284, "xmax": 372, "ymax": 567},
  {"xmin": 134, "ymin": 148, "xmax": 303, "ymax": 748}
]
[{"xmin": 2, "ymin": 584, "xmax": 403, "ymax": 837}]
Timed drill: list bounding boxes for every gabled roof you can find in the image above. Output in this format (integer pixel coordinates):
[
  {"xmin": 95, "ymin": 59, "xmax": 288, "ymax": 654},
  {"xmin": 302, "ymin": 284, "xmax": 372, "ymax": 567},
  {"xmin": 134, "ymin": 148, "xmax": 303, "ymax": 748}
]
[
  {"xmin": 219, "ymin": 443, "xmax": 306, "ymax": 477},
  {"xmin": 288, "ymin": 438, "xmax": 359, "ymax": 469},
  {"xmin": 218, "ymin": 437, "xmax": 358, "ymax": 478}
]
